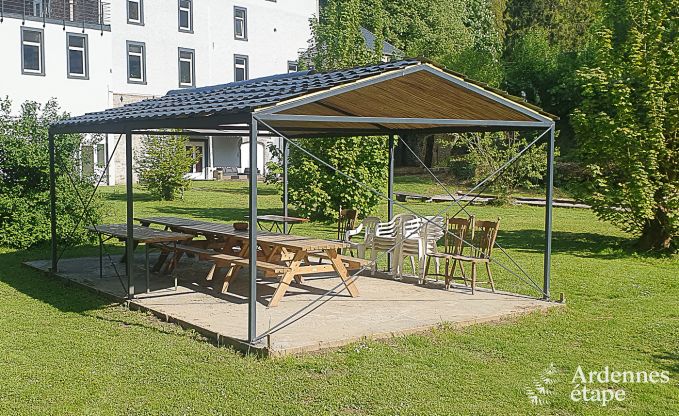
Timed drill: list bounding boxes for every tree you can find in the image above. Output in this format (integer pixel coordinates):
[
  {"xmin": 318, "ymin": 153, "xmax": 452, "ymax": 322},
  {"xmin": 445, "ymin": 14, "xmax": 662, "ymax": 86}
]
[
  {"xmin": 368, "ymin": 0, "xmax": 471, "ymax": 65},
  {"xmin": 442, "ymin": 131, "xmax": 550, "ymax": 202},
  {"xmin": 503, "ymin": 0, "xmax": 603, "ymax": 152},
  {"xmin": 0, "ymin": 98, "xmax": 101, "ymax": 249},
  {"xmin": 284, "ymin": 0, "xmax": 389, "ymax": 220},
  {"xmin": 572, "ymin": 0, "xmax": 678, "ymax": 250},
  {"xmin": 135, "ymin": 135, "xmax": 197, "ymax": 201}
]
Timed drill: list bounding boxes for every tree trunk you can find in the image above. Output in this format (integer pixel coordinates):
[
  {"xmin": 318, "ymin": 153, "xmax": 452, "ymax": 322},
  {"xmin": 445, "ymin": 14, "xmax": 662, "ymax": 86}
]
[
  {"xmin": 395, "ymin": 133, "xmax": 421, "ymax": 167},
  {"xmin": 636, "ymin": 208, "xmax": 673, "ymax": 251},
  {"xmin": 423, "ymin": 135, "xmax": 435, "ymax": 168}
]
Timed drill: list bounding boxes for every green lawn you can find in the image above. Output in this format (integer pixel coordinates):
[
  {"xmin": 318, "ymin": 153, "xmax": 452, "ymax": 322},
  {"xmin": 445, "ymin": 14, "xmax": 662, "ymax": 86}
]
[{"xmin": 0, "ymin": 179, "xmax": 677, "ymax": 415}]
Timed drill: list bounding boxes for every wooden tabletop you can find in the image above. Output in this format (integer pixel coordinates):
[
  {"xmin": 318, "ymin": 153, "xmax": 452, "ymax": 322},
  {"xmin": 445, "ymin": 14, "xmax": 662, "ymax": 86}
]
[
  {"xmin": 137, "ymin": 217, "xmax": 349, "ymax": 251},
  {"xmin": 86, "ymin": 224, "xmax": 194, "ymax": 243}
]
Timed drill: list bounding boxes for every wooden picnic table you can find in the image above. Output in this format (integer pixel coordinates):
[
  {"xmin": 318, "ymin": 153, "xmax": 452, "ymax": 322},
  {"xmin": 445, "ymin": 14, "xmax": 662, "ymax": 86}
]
[
  {"xmin": 250, "ymin": 215, "xmax": 309, "ymax": 234},
  {"xmin": 86, "ymin": 224, "xmax": 194, "ymax": 292},
  {"xmin": 136, "ymin": 217, "xmax": 359, "ymax": 306}
]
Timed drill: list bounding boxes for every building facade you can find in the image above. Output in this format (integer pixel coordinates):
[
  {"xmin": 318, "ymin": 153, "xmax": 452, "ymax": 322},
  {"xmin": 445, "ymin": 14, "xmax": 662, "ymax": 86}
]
[{"xmin": 0, "ymin": 0, "xmax": 317, "ymax": 184}]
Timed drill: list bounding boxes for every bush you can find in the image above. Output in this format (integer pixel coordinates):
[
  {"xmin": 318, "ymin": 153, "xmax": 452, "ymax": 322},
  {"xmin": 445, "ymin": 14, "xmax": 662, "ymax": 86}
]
[
  {"xmin": 0, "ymin": 98, "xmax": 101, "ymax": 249},
  {"xmin": 278, "ymin": 137, "xmax": 389, "ymax": 221},
  {"xmin": 449, "ymin": 131, "xmax": 552, "ymax": 201},
  {"xmin": 135, "ymin": 135, "xmax": 197, "ymax": 201}
]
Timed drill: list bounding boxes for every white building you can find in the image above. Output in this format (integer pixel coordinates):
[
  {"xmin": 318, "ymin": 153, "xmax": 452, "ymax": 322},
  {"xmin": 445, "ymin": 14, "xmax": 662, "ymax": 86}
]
[{"xmin": 0, "ymin": 0, "xmax": 318, "ymax": 184}]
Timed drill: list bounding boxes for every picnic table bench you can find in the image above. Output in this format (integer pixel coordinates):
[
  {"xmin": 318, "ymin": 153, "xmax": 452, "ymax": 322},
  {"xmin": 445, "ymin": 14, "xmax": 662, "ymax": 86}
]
[{"xmin": 136, "ymin": 217, "xmax": 360, "ymax": 307}]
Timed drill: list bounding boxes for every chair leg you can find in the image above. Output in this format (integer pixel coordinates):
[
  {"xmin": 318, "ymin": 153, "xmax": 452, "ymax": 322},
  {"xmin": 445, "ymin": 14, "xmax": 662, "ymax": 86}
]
[
  {"xmin": 449, "ymin": 259, "xmax": 458, "ymax": 284},
  {"xmin": 486, "ymin": 262, "xmax": 495, "ymax": 293},
  {"xmin": 444, "ymin": 258, "xmax": 450, "ymax": 289},
  {"xmin": 459, "ymin": 261, "xmax": 468, "ymax": 286},
  {"xmin": 370, "ymin": 249, "xmax": 378, "ymax": 275},
  {"xmin": 471, "ymin": 263, "xmax": 477, "ymax": 295},
  {"xmin": 424, "ymin": 256, "xmax": 431, "ymax": 283}
]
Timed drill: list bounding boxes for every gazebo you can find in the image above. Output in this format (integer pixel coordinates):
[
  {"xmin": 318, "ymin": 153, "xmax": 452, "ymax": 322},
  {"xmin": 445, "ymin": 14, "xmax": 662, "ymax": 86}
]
[{"xmin": 49, "ymin": 58, "xmax": 557, "ymax": 345}]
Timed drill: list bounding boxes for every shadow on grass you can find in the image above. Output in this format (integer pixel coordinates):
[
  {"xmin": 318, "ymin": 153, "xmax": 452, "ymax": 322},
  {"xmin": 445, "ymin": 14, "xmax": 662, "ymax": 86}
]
[
  {"xmin": 653, "ymin": 351, "xmax": 679, "ymax": 374},
  {"xmin": 190, "ymin": 185, "xmax": 280, "ymax": 196},
  {"xmin": 497, "ymin": 229, "xmax": 635, "ymax": 259},
  {"xmin": 0, "ymin": 245, "xmax": 111, "ymax": 314}
]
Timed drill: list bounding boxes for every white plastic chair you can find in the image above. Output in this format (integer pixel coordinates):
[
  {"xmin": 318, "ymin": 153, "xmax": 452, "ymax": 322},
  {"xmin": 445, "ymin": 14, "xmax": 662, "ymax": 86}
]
[
  {"xmin": 369, "ymin": 213, "xmax": 415, "ymax": 274},
  {"xmin": 396, "ymin": 215, "xmax": 445, "ymax": 283},
  {"xmin": 345, "ymin": 216, "xmax": 381, "ymax": 258}
]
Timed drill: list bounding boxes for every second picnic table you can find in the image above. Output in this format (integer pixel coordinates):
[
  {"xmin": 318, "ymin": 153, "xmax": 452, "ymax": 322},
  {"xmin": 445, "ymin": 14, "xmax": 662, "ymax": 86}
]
[
  {"xmin": 136, "ymin": 217, "xmax": 360, "ymax": 306},
  {"xmin": 86, "ymin": 224, "xmax": 194, "ymax": 292},
  {"xmin": 252, "ymin": 215, "xmax": 309, "ymax": 234}
]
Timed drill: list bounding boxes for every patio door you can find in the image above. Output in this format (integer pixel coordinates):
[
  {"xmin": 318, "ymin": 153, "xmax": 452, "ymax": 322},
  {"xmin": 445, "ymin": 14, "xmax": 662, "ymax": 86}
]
[
  {"xmin": 240, "ymin": 140, "xmax": 265, "ymax": 175},
  {"xmin": 186, "ymin": 142, "xmax": 206, "ymax": 179}
]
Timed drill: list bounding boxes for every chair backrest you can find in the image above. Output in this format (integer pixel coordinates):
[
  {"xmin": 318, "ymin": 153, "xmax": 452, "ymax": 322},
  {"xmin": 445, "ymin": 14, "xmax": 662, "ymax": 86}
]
[
  {"xmin": 444, "ymin": 216, "xmax": 473, "ymax": 256},
  {"xmin": 422, "ymin": 216, "xmax": 446, "ymax": 254},
  {"xmin": 360, "ymin": 217, "xmax": 381, "ymax": 243},
  {"xmin": 337, "ymin": 208, "xmax": 359, "ymax": 241},
  {"xmin": 376, "ymin": 213, "xmax": 414, "ymax": 238},
  {"xmin": 468, "ymin": 218, "xmax": 500, "ymax": 258}
]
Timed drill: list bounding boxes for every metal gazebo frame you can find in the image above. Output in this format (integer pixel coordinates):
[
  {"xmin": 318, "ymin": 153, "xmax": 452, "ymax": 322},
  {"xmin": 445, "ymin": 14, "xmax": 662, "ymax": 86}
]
[{"xmin": 48, "ymin": 59, "xmax": 557, "ymax": 345}]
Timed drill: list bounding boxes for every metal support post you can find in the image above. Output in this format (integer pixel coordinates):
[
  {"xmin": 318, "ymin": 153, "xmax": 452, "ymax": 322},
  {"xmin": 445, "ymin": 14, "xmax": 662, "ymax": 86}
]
[
  {"xmin": 49, "ymin": 131, "xmax": 58, "ymax": 275},
  {"xmin": 387, "ymin": 134, "xmax": 395, "ymax": 271},
  {"xmin": 248, "ymin": 117, "xmax": 259, "ymax": 343},
  {"xmin": 543, "ymin": 125, "xmax": 555, "ymax": 300},
  {"xmin": 282, "ymin": 137, "xmax": 289, "ymax": 234},
  {"xmin": 125, "ymin": 132, "xmax": 135, "ymax": 299}
]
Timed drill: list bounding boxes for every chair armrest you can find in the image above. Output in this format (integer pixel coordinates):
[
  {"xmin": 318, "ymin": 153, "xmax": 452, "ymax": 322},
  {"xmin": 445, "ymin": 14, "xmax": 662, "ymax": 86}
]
[{"xmin": 345, "ymin": 223, "xmax": 364, "ymax": 240}]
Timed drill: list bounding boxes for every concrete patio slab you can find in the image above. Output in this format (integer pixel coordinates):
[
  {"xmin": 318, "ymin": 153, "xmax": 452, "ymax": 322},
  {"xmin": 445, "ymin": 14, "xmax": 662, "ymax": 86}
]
[{"xmin": 25, "ymin": 254, "xmax": 559, "ymax": 356}]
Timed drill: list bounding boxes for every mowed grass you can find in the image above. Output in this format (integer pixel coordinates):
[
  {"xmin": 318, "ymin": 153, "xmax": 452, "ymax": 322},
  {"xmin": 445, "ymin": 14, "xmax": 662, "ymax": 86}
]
[{"xmin": 0, "ymin": 178, "xmax": 677, "ymax": 415}]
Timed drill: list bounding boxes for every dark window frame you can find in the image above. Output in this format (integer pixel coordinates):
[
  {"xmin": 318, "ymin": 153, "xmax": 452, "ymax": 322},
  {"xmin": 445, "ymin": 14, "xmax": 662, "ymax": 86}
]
[
  {"xmin": 178, "ymin": 47, "xmax": 196, "ymax": 88},
  {"xmin": 21, "ymin": 27, "xmax": 45, "ymax": 76},
  {"xmin": 126, "ymin": 40, "xmax": 147, "ymax": 85},
  {"xmin": 234, "ymin": 54, "xmax": 249, "ymax": 82},
  {"xmin": 66, "ymin": 32, "xmax": 89, "ymax": 80},
  {"xmin": 127, "ymin": 0, "xmax": 144, "ymax": 25},
  {"xmin": 287, "ymin": 60, "xmax": 298, "ymax": 73},
  {"xmin": 178, "ymin": 0, "xmax": 193, "ymax": 33},
  {"xmin": 233, "ymin": 6, "xmax": 248, "ymax": 41}
]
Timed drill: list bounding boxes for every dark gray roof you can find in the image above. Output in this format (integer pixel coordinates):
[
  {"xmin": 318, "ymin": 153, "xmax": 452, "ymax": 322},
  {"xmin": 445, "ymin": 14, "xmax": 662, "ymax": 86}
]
[
  {"xmin": 361, "ymin": 27, "xmax": 403, "ymax": 57},
  {"xmin": 54, "ymin": 59, "xmax": 420, "ymax": 129}
]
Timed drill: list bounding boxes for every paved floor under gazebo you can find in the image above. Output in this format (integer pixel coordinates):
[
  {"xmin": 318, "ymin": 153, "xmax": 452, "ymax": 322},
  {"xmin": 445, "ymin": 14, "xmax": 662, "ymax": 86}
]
[{"xmin": 26, "ymin": 254, "xmax": 559, "ymax": 356}]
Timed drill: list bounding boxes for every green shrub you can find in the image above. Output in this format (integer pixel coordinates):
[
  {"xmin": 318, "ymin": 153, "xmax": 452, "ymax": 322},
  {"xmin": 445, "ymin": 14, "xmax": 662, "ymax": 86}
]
[
  {"xmin": 0, "ymin": 98, "xmax": 101, "ymax": 249},
  {"xmin": 135, "ymin": 135, "xmax": 197, "ymax": 201}
]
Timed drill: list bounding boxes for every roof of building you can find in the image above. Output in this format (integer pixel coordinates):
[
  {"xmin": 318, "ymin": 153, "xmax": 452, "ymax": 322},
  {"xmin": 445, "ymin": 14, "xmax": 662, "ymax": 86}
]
[
  {"xmin": 51, "ymin": 58, "xmax": 556, "ymax": 136},
  {"xmin": 360, "ymin": 27, "xmax": 403, "ymax": 57}
]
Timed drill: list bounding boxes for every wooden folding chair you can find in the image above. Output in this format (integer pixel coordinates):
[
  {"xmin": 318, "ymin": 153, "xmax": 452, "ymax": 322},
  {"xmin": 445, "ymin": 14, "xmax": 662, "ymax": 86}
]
[
  {"xmin": 337, "ymin": 207, "xmax": 358, "ymax": 255},
  {"xmin": 449, "ymin": 217, "xmax": 500, "ymax": 294},
  {"xmin": 425, "ymin": 216, "xmax": 472, "ymax": 287}
]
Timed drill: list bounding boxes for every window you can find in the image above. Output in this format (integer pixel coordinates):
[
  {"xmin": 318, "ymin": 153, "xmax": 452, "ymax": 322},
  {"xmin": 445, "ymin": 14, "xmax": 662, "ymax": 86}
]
[
  {"xmin": 178, "ymin": 0, "xmax": 193, "ymax": 32},
  {"xmin": 287, "ymin": 61, "xmax": 298, "ymax": 73},
  {"xmin": 67, "ymin": 33, "xmax": 88, "ymax": 79},
  {"xmin": 127, "ymin": 41, "xmax": 146, "ymax": 84},
  {"xmin": 96, "ymin": 143, "xmax": 106, "ymax": 167},
  {"xmin": 178, "ymin": 48, "xmax": 195, "ymax": 87},
  {"xmin": 234, "ymin": 7, "xmax": 247, "ymax": 40},
  {"xmin": 127, "ymin": 0, "xmax": 143, "ymax": 25},
  {"xmin": 234, "ymin": 55, "xmax": 248, "ymax": 81},
  {"xmin": 33, "ymin": 0, "xmax": 45, "ymax": 17},
  {"xmin": 21, "ymin": 28, "xmax": 44, "ymax": 76}
]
